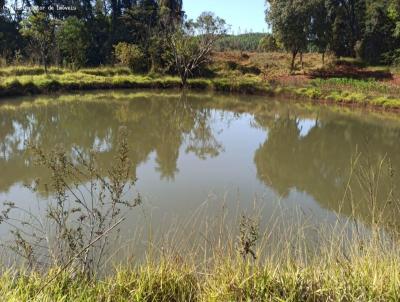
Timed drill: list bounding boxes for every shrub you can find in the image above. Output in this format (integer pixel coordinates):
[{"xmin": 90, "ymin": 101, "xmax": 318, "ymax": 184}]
[
  {"xmin": 225, "ymin": 60, "xmax": 238, "ymax": 70},
  {"xmin": 296, "ymin": 87, "xmax": 322, "ymax": 99},
  {"xmin": 238, "ymin": 64, "xmax": 261, "ymax": 75},
  {"xmin": 114, "ymin": 42, "xmax": 147, "ymax": 73},
  {"xmin": 258, "ymin": 34, "xmax": 280, "ymax": 52},
  {"xmin": 0, "ymin": 128, "xmax": 141, "ymax": 276},
  {"xmin": 382, "ymin": 49, "xmax": 400, "ymax": 66}
]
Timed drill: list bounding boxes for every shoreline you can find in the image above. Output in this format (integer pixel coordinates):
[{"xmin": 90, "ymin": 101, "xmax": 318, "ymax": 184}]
[{"xmin": 1, "ymin": 74, "xmax": 400, "ymax": 113}]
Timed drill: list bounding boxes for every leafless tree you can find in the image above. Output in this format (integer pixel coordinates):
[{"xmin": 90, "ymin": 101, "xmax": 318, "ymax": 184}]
[{"xmin": 169, "ymin": 12, "xmax": 228, "ymax": 87}]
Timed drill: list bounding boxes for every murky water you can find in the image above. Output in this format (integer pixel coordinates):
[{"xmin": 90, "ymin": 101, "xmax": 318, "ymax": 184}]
[{"xmin": 1, "ymin": 90, "xmax": 400, "ymax": 255}]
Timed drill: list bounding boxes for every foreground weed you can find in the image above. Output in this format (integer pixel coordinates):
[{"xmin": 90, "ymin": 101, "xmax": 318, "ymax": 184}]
[{"xmin": 0, "ymin": 127, "xmax": 141, "ymax": 278}]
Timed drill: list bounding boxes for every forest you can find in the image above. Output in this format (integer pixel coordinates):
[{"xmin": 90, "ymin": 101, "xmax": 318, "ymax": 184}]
[
  {"xmin": 0, "ymin": 0, "xmax": 185, "ymax": 70},
  {"xmin": 0, "ymin": 0, "xmax": 399, "ymax": 71}
]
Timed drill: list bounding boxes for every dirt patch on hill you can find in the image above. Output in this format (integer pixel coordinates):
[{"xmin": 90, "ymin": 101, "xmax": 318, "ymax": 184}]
[{"xmin": 388, "ymin": 75, "xmax": 400, "ymax": 86}]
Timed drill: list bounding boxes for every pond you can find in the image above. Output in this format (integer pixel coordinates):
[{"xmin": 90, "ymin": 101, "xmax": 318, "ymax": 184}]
[{"xmin": 0, "ymin": 90, "xmax": 400, "ymax": 260}]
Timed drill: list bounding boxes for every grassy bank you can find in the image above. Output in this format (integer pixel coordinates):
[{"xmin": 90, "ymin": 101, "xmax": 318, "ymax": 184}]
[
  {"xmin": 0, "ymin": 68, "xmax": 271, "ymax": 97},
  {"xmin": 294, "ymin": 78, "xmax": 400, "ymax": 109},
  {"xmin": 1, "ymin": 59, "xmax": 400, "ymax": 110},
  {"xmin": 1, "ymin": 237, "xmax": 399, "ymax": 301}
]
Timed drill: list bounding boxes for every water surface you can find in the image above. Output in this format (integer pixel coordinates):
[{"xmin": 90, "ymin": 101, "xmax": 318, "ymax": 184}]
[{"xmin": 1, "ymin": 91, "xmax": 400, "ymax": 249}]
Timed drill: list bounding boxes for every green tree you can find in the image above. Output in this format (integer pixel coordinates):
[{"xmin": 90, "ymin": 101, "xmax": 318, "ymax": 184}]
[
  {"xmin": 310, "ymin": 0, "xmax": 332, "ymax": 65},
  {"xmin": 57, "ymin": 17, "xmax": 89, "ymax": 69},
  {"xmin": 329, "ymin": 4, "xmax": 350, "ymax": 58},
  {"xmin": 358, "ymin": 1, "xmax": 395, "ymax": 64},
  {"xmin": 118, "ymin": 0, "xmax": 159, "ymax": 70},
  {"xmin": 388, "ymin": 0, "xmax": 400, "ymax": 38},
  {"xmin": 266, "ymin": 0, "xmax": 313, "ymax": 72},
  {"xmin": 120, "ymin": 0, "xmax": 159, "ymax": 45},
  {"xmin": 159, "ymin": 0, "xmax": 183, "ymax": 25},
  {"xmin": 326, "ymin": 0, "xmax": 366, "ymax": 57},
  {"xmin": 0, "ymin": 12, "xmax": 23, "ymax": 62},
  {"xmin": 114, "ymin": 42, "xmax": 146, "ymax": 72},
  {"xmin": 86, "ymin": 6, "xmax": 112, "ymax": 65},
  {"xmin": 20, "ymin": 12, "xmax": 56, "ymax": 72},
  {"xmin": 385, "ymin": 0, "xmax": 400, "ymax": 65}
]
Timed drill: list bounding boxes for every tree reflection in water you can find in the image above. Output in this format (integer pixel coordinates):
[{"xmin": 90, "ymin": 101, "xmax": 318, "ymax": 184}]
[
  {"xmin": 254, "ymin": 110, "xmax": 400, "ymax": 228},
  {"xmin": 1, "ymin": 92, "xmax": 400, "ymax": 229},
  {"xmin": 0, "ymin": 93, "xmax": 225, "ymax": 191}
]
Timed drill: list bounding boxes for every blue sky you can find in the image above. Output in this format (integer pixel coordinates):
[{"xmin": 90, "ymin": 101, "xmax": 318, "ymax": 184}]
[{"xmin": 183, "ymin": 0, "xmax": 269, "ymax": 34}]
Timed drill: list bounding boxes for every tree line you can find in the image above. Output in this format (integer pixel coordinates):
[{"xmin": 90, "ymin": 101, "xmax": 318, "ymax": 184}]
[
  {"xmin": 215, "ymin": 33, "xmax": 265, "ymax": 52},
  {"xmin": 1, "ymin": 0, "xmax": 229, "ymax": 85},
  {"xmin": 266, "ymin": 0, "xmax": 400, "ymax": 69},
  {"xmin": 1, "ymin": 0, "xmax": 399, "ymax": 76},
  {"xmin": 1, "ymin": 0, "xmax": 184, "ymax": 69}
]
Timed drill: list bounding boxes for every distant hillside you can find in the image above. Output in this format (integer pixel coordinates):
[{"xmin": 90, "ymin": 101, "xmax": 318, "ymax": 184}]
[{"xmin": 215, "ymin": 33, "xmax": 265, "ymax": 52}]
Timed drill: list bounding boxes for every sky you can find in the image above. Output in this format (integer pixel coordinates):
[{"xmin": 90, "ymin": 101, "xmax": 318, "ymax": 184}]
[{"xmin": 183, "ymin": 0, "xmax": 269, "ymax": 34}]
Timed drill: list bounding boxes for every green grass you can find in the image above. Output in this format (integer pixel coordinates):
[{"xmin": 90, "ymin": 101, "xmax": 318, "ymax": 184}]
[
  {"xmin": 0, "ymin": 66, "xmax": 132, "ymax": 77},
  {"xmin": 1, "ymin": 238, "xmax": 399, "ymax": 301},
  {"xmin": 1, "ymin": 66, "xmax": 400, "ymax": 110},
  {"xmin": 0, "ymin": 73, "xmax": 184, "ymax": 97},
  {"xmin": 311, "ymin": 77, "xmax": 400, "ymax": 96},
  {"xmin": 0, "ymin": 69, "xmax": 271, "ymax": 97},
  {"xmin": 293, "ymin": 80, "xmax": 400, "ymax": 108}
]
